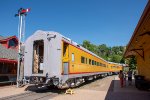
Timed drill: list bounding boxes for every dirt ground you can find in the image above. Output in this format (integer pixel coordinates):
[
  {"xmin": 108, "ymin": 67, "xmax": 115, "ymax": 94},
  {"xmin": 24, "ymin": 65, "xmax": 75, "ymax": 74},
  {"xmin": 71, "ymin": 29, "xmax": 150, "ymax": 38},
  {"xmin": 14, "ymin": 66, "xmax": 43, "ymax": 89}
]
[
  {"xmin": 0, "ymin": 76, "xmax": 115, "ymax": 100},
  {"xmin": 51, "ymin": 76, "xmax": 115, "ymax": 100},
  {"xmin": 1, "ymin": 76, "xmax": 149, "ymax": 100}
]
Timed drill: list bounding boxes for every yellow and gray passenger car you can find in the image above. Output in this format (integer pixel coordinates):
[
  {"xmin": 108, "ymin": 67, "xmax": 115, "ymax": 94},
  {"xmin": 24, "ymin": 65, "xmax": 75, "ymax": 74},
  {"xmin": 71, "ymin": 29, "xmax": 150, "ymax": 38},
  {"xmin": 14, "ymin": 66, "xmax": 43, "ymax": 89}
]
[{"xmin": 24, "ymin": 30, "xmax": 123, "ymax": 88}]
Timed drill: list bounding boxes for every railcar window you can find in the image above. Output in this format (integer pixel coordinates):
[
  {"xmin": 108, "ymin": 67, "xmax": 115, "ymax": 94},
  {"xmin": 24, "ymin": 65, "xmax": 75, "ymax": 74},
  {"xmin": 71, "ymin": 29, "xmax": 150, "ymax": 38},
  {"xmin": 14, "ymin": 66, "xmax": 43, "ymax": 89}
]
[
  {"xmin": 72, "ymin": 53, "xmax": 75, "ymax": 62},
  {"xmin": 103, "ymin": 64, "xmax": 106, "ymax": 67},
  {"xmin": 63, "ymin": 42, "xmax": 69, "ymax": 56},
  {"xmin": 102, "ymin": 64, "xmax": 104, "ymax": 67},
  {"xmin": 92, "ymin": 60, "xmax": 94, "ymax": 65},
  {"xmin": 89, "ymin": 59, "xmax": 91, "ymax": 65},
  {"xmin": 97, "ymin": 62, "xmax": 99, "ymax": 66},
  {"xmin": 99, "ymin": 63, "xmax": 102, "ymax": 66},
  {"xmin": 95, "ymin": 61, "xmax": 96, "ymax": 65},
  {"xmin": 99, "ymin": 63, "xmax": 101, "ymax": 66},
  {"xmin": 81, "ymin": 56, "xmax": 85, "ymax": 63},
  {"xmin": 86, "ymin": 58, "xmax": 87, "ymax": 64}
]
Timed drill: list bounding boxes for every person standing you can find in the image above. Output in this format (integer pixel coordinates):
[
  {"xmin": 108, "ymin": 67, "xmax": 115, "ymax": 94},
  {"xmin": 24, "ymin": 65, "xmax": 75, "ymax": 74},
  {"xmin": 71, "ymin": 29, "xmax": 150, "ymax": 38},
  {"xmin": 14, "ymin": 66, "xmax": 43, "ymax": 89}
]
[
  {"xmin": 119, "ymin": 70, "xmax": 124, "ymax": 88},
  {"xmin": 123, "ymin": 72, "xmax": 127, "ymax": 86},
  {"xmin": 127, "ymin": 70, "xmax": 132, "ymax": 85}
]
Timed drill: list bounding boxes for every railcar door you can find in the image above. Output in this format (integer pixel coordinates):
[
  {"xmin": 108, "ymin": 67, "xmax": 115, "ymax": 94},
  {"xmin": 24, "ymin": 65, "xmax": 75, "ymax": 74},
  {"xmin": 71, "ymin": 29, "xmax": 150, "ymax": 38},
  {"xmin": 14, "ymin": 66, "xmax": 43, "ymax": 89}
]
[
  {"xmin": 63, "ymin": 62, "xmax": 69, "ymax": 75},
  {"xmin": 62, "ymin": 42, "xmax": 69, "ymax": 75},
  {"xmin": 32, "ymin": 40, "xmax": 44, "ymax": 74}
]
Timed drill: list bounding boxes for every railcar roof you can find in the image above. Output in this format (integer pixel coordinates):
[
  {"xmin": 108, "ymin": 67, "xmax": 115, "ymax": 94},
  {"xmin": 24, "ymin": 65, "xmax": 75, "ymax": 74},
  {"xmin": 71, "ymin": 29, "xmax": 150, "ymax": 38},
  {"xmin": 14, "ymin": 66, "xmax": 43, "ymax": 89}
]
[
  {"xmin": 62, "ymin": 35, "xmax": 108, "ymax": 63},
  {"xmin": 29, "ymin": 30, "xmax": 123, "ymax": 66}
]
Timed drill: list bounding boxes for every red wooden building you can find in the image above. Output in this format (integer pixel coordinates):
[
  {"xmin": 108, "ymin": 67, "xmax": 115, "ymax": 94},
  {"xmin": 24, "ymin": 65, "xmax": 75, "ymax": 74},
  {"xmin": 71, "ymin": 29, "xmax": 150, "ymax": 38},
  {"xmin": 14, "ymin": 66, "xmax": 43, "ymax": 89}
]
[{"xmin": 0, "ymin": 35, "xmax": 18, "ymax": 82}]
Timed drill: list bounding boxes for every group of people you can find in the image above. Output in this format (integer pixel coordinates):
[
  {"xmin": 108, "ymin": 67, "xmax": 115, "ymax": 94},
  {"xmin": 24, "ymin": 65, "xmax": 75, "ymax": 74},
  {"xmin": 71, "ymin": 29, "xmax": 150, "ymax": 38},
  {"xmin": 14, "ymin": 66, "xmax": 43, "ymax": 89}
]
[{"xmin": 119, "ymin": 70, "xmax": 132, "ymax": 88}]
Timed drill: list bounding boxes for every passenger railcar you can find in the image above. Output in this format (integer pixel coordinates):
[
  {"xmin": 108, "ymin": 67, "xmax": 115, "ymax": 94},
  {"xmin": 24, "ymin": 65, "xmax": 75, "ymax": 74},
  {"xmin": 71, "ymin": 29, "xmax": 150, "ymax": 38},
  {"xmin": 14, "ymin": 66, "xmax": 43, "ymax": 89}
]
[
  {"xmin": 108, "ymin": 62, "xmax": 123, "ymax": 75},
  {"xmin": 24, "ymin": 30, "xmax": 123, "ymax": 88}
]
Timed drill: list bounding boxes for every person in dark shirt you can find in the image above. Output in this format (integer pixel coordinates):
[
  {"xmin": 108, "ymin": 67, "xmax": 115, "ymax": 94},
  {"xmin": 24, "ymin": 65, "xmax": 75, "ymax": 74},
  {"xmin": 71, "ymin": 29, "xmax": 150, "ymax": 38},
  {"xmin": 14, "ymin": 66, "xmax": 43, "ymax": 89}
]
[{"xmin": 127, "ymin": 70, "xmax": 132, "ymax": 85}]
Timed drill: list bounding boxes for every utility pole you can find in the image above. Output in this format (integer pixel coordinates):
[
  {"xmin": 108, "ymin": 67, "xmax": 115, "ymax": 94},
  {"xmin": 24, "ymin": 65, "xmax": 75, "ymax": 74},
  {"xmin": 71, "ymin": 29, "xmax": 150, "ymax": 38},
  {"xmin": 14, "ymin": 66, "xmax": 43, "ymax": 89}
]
[{"xmin": 15, "ymin": 8, "xmax": 30, "ymax": 87}]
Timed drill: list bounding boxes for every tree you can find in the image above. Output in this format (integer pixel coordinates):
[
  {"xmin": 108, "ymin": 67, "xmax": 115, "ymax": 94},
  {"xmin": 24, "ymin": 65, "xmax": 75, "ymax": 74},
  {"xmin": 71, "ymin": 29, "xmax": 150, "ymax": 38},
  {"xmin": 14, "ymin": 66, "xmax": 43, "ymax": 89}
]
[
  {"xmin": 81, "ymin": 40, "xmax": 125, "ymax": 63},
  {"xmin": 82, "ymin": 40, "xmax": 91, "ymax": 49},
  {"xmin": 97, "ymin": 44, "xmax": 109, "ymax": 59},
  {"xmin": 120, "ymin": 58, "xmax": 125, "ymax": 63},
  {"xmin": 128, "ymin": 56, "xmax": 137, "ymax": 70},
  {"xmin": 110, "ymin": 55, "xmax": 122, "ymax": 63}
]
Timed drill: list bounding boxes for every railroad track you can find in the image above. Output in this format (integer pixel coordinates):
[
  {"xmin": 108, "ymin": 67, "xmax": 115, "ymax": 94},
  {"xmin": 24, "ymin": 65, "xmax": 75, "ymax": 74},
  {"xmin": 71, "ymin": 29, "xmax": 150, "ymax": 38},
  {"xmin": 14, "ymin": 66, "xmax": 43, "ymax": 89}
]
[
  {"xmin": 0, "ymin": 90, "xmax": 58, "ymax": 100},
  {"xmin": 0, "ymin": 76, "xmax": 116, "ymax": 100}
]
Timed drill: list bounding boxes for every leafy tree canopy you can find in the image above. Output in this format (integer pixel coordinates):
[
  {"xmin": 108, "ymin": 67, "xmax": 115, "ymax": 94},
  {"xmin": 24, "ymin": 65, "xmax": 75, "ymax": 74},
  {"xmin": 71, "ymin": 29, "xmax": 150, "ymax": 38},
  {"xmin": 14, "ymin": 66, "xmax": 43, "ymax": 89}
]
[{"xmin": 81, "ymin": 40, "xmax": 125, "ymax": 63}]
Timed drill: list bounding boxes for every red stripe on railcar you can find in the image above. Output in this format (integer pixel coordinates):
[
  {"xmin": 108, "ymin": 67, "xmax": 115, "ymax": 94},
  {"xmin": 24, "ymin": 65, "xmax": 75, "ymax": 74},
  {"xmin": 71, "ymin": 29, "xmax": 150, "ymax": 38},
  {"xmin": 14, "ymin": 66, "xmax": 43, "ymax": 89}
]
[{"xmin": 69, "ymin": 71, "xmax": 114, "ymax": 75}]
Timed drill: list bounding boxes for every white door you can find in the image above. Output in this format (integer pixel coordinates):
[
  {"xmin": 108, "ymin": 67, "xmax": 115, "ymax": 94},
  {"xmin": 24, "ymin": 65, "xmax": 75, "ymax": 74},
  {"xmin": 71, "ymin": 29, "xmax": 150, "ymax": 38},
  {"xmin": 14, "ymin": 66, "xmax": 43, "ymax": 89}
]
[{"xmin": 63, "ymin": 62, "xmax": 68, "ymax": 75}]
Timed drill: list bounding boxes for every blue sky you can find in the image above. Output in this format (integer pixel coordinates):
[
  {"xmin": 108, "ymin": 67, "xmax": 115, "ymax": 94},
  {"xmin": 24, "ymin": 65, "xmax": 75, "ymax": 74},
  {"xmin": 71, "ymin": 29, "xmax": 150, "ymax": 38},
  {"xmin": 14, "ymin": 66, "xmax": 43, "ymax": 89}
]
[{"xmin": 0, "ymin": 0, "xmax": 148, "ymax": 46}]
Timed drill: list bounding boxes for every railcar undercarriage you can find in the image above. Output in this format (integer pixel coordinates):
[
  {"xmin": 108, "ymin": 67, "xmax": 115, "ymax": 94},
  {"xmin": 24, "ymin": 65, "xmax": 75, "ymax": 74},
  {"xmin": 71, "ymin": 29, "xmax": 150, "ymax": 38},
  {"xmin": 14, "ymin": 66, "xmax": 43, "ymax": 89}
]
[{"xmin": 24, "ymin": 72, "xmax": 113, "ymax": 89}]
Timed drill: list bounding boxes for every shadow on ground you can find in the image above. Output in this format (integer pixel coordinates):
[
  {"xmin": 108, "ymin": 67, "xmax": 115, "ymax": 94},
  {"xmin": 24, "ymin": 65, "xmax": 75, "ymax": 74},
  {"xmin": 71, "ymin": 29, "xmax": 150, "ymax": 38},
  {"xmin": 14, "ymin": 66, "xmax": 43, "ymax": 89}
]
[
  {"xmin": 25, "ymin": 76, "xmax": 105, "ymax": 94},
  {"xmin": 104, "ymin": 80, "xmax": 114, "ymax": 100},
  {"xmin": 105, "ymin": 80, "xmax": 150, "ymax": 100},
  {"xmin": 25, "ymin": 85, "xmax": 66, "ymax": 94}
]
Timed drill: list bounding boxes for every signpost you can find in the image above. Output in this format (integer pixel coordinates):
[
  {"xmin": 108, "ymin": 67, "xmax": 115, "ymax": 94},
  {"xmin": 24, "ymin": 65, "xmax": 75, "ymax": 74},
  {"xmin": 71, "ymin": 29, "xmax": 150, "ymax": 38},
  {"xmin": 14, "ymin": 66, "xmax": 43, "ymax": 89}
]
[{"xmin": 15, "ymin": 8, "xmax": 30, "ymax": 87}]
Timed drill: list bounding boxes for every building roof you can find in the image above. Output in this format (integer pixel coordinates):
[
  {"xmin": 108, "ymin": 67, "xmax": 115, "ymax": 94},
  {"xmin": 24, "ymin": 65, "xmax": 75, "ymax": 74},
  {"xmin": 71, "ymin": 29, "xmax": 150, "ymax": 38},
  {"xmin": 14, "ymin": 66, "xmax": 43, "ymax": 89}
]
[
  {"xmin": 0, "ymin": 35, "xmax": 4, "ymax": 40},
  {"xmin": 0, "ymin": 36, "xmax": 18, "ymax": 42},
  {"xmin": 124, "ymin": 1, "xmax": 150, "ymax": 58},
  {"xmin": 0, "ymin": 36, "xmax": 11, "ymax": 40},
  {"xmin": 0, "ymin": 44, "xmax": 18, "ymax": 60}
]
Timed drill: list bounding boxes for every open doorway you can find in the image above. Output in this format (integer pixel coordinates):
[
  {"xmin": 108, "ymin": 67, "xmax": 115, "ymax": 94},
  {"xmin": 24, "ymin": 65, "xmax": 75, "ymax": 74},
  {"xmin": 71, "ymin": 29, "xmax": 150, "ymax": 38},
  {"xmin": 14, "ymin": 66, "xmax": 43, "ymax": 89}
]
[
  {"xmin": 62, "ymin": 42, "xmax": 69, "ymax": 75},
  {"xmin": 32, "ymin": 40, "xmax": 44, "ymax": 74}
]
